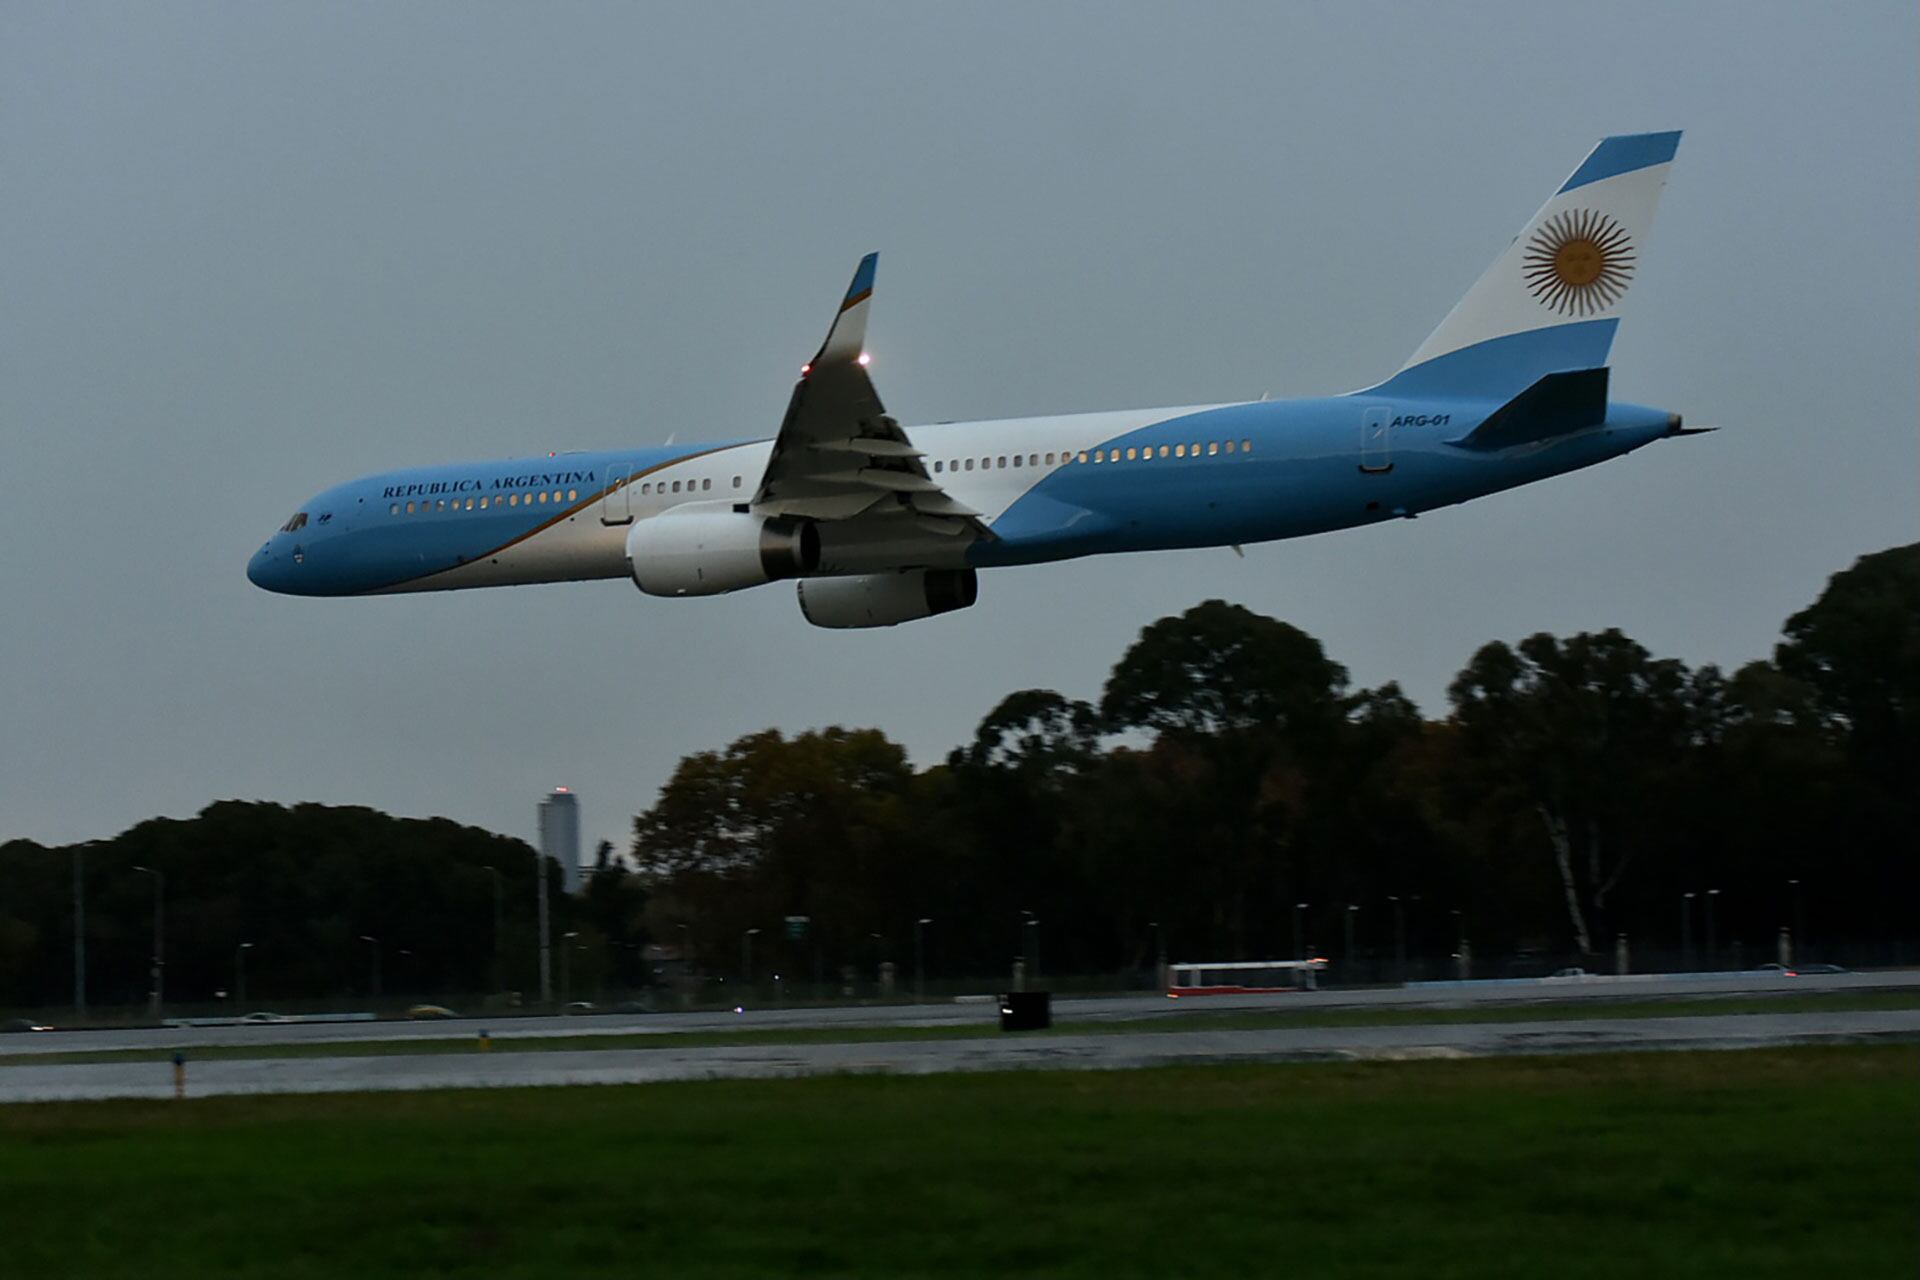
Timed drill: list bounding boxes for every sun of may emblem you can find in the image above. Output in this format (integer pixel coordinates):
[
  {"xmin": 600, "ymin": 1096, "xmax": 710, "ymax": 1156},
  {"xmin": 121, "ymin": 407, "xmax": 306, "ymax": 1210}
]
[{"xmin": 1522, "ymin": 209, "xmax": 1635, "ymax": 316}]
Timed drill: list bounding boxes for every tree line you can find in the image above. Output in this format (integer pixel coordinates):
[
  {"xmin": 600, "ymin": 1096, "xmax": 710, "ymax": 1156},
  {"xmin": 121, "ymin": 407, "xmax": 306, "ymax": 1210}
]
[{"xmin": 2, "ymin": 542, "xmax": 1914, "ymax": 1012}]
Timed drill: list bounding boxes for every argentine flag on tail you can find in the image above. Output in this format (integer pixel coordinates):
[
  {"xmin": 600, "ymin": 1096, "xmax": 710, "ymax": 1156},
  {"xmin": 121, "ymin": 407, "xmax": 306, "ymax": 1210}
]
[{"xmin": 1368, "ymin": 131, "xmax": 1682, "ymax": 401}]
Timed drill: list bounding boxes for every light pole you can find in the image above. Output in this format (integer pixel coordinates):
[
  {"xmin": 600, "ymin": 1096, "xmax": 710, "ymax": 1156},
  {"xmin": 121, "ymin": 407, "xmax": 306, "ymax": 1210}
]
[
  {"xmin": 130, "ymin": 865, "xmax": 164, "ymax": 1020},
  {"xmin": 1681, "ymin": 892, "xmax": 1695, "ymax": 970},
  {"xmin": 1788, "ymin": 878, "xmax": 1804, "ymax": 960},
  {"xmin": 1390, "ymin": 895, "xmax": 1405, "ymax": 984},
  {"xmin": 1344, "ymin": 905, "xmax": 1359, "ymax": 984},
  {"xmin": 1020, "ymin": 911, "xmax": 1040, "ymax": 982},
  {"xmin": 72, "ymin": 844, "xmax": 87, "ymax": 1017},
  {"xmin": 561, "ymin": 931, "xmax": 579, "ymax": 1006},
  {"xmin": 482, "ymin": 865, "xmax": 503, "ymax": 996},
  {"xmin": 235, "ymin": 942, "xmax": 254, "ymax": 1008},
  {"xmin": 358, "ymin": 934, "xmax": 381, "ymax": 1002},
  {"xmin": 1149, "ymin": 919, "xmax": 1166, "ymax": 988},
  {"xmin": 914, "ymin": 918, "xmax": 932, "ymax": 1003},
  {"xmin": 741, "ymin": 927, "xmax": 761, "ymax": 996},
  {"xmin": 1293, "ymin": 903, "xmax": 1308, "ymax": 962},
  {"xmin": 535, "ymin": 848, "xmax": 552, "ymax": 1007},
  {"xmin": 1706, "ymin": 889, "xmax": 1721, "ymax": 969}
]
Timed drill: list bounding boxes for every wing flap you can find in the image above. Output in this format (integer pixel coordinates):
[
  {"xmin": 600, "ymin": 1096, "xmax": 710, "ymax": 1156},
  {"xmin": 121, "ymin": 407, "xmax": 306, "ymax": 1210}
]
[{"xmin": 748, "ymin": 254, "xmax": 992, "ymax": 545}]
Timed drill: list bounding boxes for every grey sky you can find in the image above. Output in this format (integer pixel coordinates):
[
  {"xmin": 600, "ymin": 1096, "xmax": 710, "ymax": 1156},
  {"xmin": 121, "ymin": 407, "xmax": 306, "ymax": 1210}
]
[{"xmin": 4, "ymin": 3, "xmax": 1915, "ymax": 857}]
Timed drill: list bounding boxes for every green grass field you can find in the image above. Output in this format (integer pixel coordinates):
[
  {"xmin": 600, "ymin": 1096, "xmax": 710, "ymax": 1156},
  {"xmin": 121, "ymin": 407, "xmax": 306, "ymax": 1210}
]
[
  {"xmin": 6, "ymin": 987, "xmax": 1917, "ymax": 1066},
  {"xmin": 1, "ymin": 1047, "xmax": 1912, "ymax": 1278}
]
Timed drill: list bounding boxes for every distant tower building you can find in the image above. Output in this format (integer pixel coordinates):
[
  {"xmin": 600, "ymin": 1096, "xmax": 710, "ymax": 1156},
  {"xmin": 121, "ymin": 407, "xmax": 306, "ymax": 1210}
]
[{"xmin": 538, "ymin": 787, "xmax": 582, "ymax": 893}]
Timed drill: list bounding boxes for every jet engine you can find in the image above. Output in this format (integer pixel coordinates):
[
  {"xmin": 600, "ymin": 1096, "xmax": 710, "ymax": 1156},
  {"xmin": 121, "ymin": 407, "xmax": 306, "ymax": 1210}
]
[
  {"xmin": 797, "ymin": 569, "xmax": 979, "ymax": 629},
  {"xmin": 626, "ymin": 505, "xmax": 820, "ymax": 597}
]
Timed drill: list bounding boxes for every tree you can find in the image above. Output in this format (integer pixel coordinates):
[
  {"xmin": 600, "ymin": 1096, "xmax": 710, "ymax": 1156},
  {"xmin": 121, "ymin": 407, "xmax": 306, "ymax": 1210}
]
[
  {"xmin": 1777, "ymin": 541, "xmax": 1920, "ymax": 787},
  {"xmin": 1100, "ymin": 599, "xmax": 1348, "ymax": 743},
  {"xmin": 1447, "ymin": 630, "xmax": 1700, "ymax": 955}
]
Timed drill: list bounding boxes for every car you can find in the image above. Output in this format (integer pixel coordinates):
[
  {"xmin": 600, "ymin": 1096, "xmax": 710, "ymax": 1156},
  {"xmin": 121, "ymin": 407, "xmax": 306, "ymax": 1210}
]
[
  {"xmin": 1547, "ymin": 967, "xmax": 1592, "ymax": 979},
  {"xmin": 1792, "ymin": 963, "xmax": 1849, "ymax": 975},
  {"xmin": 240, "ymin": 1011, "xmax": 295, "ymax": 1024},
  {"xmin": 406, "ymin": 1004, "xmax": 458, "ymax": 1020},
  {"xmin": 562, "ymin": 1001, "xmax": 596, "ymax": 1014},
  {"xmin": 2, "ymin": 1018, "xmax": 52, "ymax": 1033}
]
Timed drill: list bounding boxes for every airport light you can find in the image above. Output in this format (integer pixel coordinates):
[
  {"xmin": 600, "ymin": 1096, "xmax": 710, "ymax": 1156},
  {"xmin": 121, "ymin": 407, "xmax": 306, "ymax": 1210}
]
[
  {"xmin": 1293, "ymin": 903, "xmax": 1308, "ymax": 963},
  {"xmin": 235, "ymin": 942, "xmax": 254, "ymax": 1008},
  {"xmin": 1681, "ymin": 892, "xmax": 1696, "ymax": 970},
  {"xmin": 1706, "ymin": 889, "xmax": 1721, "ymax": 970},
  {"xmin": 561, "ymin": 931, "xmax": 580, "ymax": 1006},
  {"xmin": 358, "ymin": 935, "xmax": 381, "ymax": 1001},
  {"xmin": 1788, "ymin": 878, "xmax": 1804, "ymax": 960},
  {"xmin": 130, "ymin": 865, "xmax": 164, "ymax": 1020},
  {"xmin": 1344, "ymin": 905, "xmax": 1359, "ymax": 983},
  {"xmin": 1020, "ymin": 911, "xmax": 1040, "ymax": 982},
  {"xmin": 1149, "ymin": 919, "xmax": 1167, "ymax": 988},
  {"xmin": 914, "ymin": 918, "xmax": 933, "ymax": 1003}
]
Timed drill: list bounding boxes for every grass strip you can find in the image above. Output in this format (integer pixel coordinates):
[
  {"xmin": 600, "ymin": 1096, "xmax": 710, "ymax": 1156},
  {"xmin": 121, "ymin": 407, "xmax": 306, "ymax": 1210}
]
[
  {"xmin": 0, "ymin": 1046, "xmax": 1912, "ymax": 1278},
  {"xmin": 5, "ymin": 988, "xmax": 1918, "ymax": 1067}
]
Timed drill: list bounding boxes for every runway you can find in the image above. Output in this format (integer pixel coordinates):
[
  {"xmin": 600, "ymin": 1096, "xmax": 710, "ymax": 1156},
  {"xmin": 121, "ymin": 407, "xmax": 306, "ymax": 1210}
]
[
  {"xmin": 5, "ymin": 966, "xmax": 1916, "ymax": 1059},
  {"xmin": 1, "ymin": 1008, "xmax": 1914, "ymax": 1103},
  {"xmin": 3, "ymin": 968, "xmax": 1917, "ymax": 1103}
]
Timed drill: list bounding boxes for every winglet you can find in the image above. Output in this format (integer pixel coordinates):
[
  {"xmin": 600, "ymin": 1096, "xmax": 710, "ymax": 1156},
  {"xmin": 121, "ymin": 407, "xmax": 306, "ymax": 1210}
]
[{"xmin": 814, "ymin": 252, "xmax": 878, "ymax": 365}]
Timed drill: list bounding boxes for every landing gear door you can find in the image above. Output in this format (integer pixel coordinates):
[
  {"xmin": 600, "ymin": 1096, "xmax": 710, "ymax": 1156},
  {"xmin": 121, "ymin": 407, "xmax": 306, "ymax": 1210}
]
[
  {"xmin": 1360, "ymin": 407, "xmax": 1393, "ymax": 474},
  {"xmin": 600, "ymin": 467, "xmax": 632, "ymax": 525}
]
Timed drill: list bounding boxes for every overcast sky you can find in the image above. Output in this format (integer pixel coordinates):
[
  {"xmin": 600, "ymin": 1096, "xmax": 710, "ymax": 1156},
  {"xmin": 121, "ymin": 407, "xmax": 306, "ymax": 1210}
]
[{"xmin": 4, "ymin": 3, "xmax": 1915, "ymax": 856}]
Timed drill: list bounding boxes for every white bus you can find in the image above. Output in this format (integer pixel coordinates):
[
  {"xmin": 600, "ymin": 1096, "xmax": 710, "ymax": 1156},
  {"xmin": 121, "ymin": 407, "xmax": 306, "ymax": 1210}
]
[{"xmin": 1166, "ymin": 959, "xmax": 1327, "ymax": 997}]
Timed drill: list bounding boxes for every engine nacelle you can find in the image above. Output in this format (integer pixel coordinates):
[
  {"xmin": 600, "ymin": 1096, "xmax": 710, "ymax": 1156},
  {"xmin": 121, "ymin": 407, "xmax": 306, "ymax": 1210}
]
[
  {"xmin": 797, "ymin": 569, "xmax": 979, "ymax": 629},
  {"xmin": 626, "ymin": 504, "xmax": 820, "ymax": 597}
]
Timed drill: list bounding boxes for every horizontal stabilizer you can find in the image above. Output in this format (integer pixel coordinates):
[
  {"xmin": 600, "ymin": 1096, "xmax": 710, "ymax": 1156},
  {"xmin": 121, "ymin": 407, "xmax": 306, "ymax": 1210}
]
[{"xmin": 1450, "ymin": 367, "xmax": 1609, "ymax": 451}]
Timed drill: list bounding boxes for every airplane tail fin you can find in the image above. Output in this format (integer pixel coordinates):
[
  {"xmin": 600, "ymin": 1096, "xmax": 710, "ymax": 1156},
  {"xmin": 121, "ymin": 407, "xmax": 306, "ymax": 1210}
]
[{"xmin": 1365, "ymin": 131, "xmax": 1680, "ymax": 401}]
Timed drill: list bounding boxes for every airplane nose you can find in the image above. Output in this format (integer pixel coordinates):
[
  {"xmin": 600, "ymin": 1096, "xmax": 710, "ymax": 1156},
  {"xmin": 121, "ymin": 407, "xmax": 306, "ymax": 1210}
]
[{"xmin": 248, "ymin": 541, "xmax": 287, "ymax": 593}]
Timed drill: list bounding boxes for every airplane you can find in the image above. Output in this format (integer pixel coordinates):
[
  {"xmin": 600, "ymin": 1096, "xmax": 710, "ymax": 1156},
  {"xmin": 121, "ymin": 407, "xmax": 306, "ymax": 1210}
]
[{"xmin": 249, "ymin": 130, "xmax": 1703, "ymax": 627}]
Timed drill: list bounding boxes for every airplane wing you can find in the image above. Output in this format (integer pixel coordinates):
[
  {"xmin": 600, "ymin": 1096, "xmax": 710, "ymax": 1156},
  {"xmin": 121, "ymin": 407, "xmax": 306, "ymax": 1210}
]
[{"xmin": 750, "ymin": 255, "xmax": 988, "ymax": 540}]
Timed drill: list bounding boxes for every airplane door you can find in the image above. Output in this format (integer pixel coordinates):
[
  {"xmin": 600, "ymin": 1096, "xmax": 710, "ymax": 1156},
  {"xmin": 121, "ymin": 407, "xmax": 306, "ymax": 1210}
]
[
  {"xmin": 600, "ymin": 467, "xmax": 632, "ymax": 525},
  {"xmin": 1359, "ymin": 407, "xmax": 1393, "ymax": 474}
]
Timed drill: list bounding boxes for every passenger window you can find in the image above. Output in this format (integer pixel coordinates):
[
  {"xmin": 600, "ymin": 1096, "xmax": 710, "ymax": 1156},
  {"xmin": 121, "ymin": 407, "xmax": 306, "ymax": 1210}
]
[
  {"xmin": 1207, "ymin": 442, "xmax": 1219, "ymax": 456},
  {"xmin": 1030, "ymin": 454, "xmax": 1039, "ymax": 466},
  {"xmin": 702, "ymin": 478, "xmax": 712, "ymax": 491},
  {"xmin": 934, "ymin": 460, "xmax": 944, "ymax": 473},
  {"xmin": 1225, "ymin": 440, "xmax": 1236, "ymax": 454},
  {"xmin": 1012, "ymin": 455, "xmax": 1022, "ymax": 468},
  {"xmin": 1241, "ymin": 439, "xmax": 1253, "ymax": 453},
  {"xmin": 1045, "ymin": 452, "xmax": 1056, "ymax": 465},
  {"xmin": 1174, "ymin": 445, "xmax": 1185, "ymax": 458},
  {"xmin": 389, "ymin": 503, "xmax": 399, "ymax": 515},
  {"xmin": 1158, "ymin": 445, "xmax": 1170, "ymax": 458},
  {"xmin": 1125, "ymin": 447, "xmax": 1137, "ymax": 461},
  {"xmin": 568, "ymin": 489, "xmax": 578, "ymax": 501},
  {"xmin": 733, "ymin": 476, "xmax": 742, "ymax": 488},
  {"xmin": 964, "ymin": 459, "xmax": 974, "ymax": 471},
  {"xmin": 1077, "ymin": 451, "xmax": 1089, "ymax": 463},
  {"xmin": 641, "ymin": 483, "xmax": 650, "ymax": 495},
  {"xmin": 1094, "ymin": 449, "xmax": 1104, "ymax": 462},
  {"xmin": 404, "ymin": 502, "xmax": 415, "ymax": 514}
]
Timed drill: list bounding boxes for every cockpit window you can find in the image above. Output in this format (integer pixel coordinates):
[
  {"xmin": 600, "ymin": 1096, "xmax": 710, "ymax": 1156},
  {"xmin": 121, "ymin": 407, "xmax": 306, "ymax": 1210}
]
[{"xmin": 280, "ymin": 512, "xmax": 309, "ymax": 533}]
